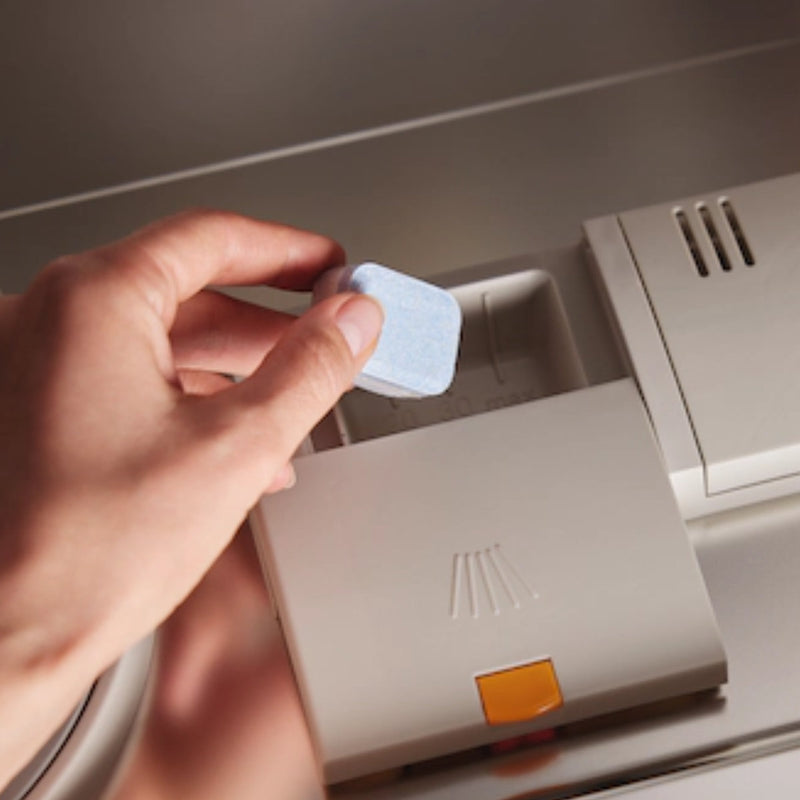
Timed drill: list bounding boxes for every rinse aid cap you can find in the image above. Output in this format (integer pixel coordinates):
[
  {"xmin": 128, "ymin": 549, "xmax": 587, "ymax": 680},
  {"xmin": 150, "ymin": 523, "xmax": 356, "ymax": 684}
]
[{"xmin": 313, "ymin": 262, "xmax": 463, "ymax": 398}]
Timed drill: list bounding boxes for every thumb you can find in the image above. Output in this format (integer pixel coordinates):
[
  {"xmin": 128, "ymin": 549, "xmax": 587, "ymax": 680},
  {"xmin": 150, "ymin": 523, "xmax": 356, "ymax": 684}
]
[{"xmin": 215, "ymin": 293, "xmax": 383, "ymax": 486}]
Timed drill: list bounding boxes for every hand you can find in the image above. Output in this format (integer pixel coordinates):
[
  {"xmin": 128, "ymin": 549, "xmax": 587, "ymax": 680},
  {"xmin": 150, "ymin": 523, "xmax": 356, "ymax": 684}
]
[
  {"xmin": 0, "ymin": 209, "xmax": 383, "ymax": 789},
  {"xmin": 112, "ymin": 526, "xmax": 323, "ymax": 800}
]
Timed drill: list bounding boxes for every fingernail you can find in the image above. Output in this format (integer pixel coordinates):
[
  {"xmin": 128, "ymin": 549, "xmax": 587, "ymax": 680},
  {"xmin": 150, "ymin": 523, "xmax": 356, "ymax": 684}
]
[
  {"xmin": 335, "ymin": 295, "xmax": 384, "ymax": 357},
  {"xmin": 268, "ymin": 463, "xmax": 296, "ymax": 493},
  {"xmin": 281, "ymin": 465, "xmax": 297, "ymax": 490}
]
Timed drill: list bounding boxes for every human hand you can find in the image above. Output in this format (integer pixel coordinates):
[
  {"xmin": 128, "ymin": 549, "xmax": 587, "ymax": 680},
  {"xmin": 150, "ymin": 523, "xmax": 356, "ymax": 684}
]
[
  {"xmin": 112, "ymin": 526, "xmax": 323, "ymax": 800},
  {"xmin": 0, "ymin": 209, "xmax": 383, "ymax": 789}
]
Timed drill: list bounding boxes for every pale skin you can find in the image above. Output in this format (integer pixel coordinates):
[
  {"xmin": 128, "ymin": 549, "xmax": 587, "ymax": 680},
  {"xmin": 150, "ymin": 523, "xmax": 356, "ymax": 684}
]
[{"xmin": 0, "ymin": 209, "xmax": 384, "ymax": 791}]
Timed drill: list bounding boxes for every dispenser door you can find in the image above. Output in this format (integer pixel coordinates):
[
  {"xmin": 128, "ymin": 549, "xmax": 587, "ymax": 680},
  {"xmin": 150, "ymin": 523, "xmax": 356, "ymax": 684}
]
[{"xmin": 252, "ymin": 379, "xmax": 726, "ymax": 784}]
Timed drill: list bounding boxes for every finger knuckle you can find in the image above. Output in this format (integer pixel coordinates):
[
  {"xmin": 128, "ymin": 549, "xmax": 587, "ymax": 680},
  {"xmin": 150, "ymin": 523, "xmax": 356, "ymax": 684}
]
[
  {"xmin": 175, "ymin": 206, "xmax": 239, "ymax": 231},
  {"xmin": 26, "ymin": 253, "xmax": 131, "ymax": 341},
  {"xmin": 30, "ymin": 257, "xmax": 92, "ymax": 316}
]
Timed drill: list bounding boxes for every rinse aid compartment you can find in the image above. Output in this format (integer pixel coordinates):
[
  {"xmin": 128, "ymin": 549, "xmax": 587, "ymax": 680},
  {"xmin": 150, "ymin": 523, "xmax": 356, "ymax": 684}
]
[
  {"xmin": 585, "ymin": 171, "xmax": 800, "ymax": 521},
  {"xmin": 327, "ymin": 269, "xmax": 588, "ymax": 444},
  {"xmin": 251, "ymin": 263, "xmax": 726, "ymax": 785}
]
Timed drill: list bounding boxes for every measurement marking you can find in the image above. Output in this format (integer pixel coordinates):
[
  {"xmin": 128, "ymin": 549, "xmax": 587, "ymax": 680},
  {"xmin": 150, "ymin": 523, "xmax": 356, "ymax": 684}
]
[
  {"xmin": 481, "ymin": 292, "xmax": 505, "ymax": 384},
  {"xmin": 466, "ymin": 552, "xmax": 479, "ymax": 618},
  {"xmin": 477, "ymin": 550, "xmax": 500, "ymax": 615},
  {"xmin": 450, "ymin": 554, "xmax": 463, "ymax": 618},
  {"xmin": 451, "ymin": 545, "xmax": 537, "ymax": 619}
]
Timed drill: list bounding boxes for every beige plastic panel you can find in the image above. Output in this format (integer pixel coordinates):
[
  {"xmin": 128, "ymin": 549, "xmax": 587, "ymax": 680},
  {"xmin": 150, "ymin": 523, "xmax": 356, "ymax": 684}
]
[
  {"xmin": 584, "ymin": 215, "xmax": 713, "ymax": 519},
  {"xmin": 253, "ymin": 380, "xmax": 725, "ymax": 784},
  {"xmin": 618, "ymin": 173, "xmax": 800, "ymax": 496}
]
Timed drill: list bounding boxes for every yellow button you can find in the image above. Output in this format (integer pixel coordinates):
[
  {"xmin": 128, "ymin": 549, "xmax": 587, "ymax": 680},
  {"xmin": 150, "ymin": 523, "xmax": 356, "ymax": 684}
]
[{"xmin": 476, "ymin": 659, "xmax": 563, "ymax": 725}]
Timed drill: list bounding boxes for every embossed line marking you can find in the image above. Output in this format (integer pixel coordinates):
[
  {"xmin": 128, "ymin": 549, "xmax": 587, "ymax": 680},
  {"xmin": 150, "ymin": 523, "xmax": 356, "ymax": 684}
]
[{"xmin": 451, "ymin": 544, "xmax": 537, "ymax": 619}]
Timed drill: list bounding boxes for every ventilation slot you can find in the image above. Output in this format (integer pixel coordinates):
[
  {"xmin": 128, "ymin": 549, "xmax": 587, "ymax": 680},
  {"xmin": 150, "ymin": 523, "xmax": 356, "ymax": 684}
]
[
  {"xmin": 675, "ymin": 209, "xmax": 708, "ymax": 277},
  {"xmin": 720, "ymin": 198, "xmax": 755, "ymax": 266},
  {"xmin": 697, "ymin": 203, "xmax": 732, "ymax": 272}
]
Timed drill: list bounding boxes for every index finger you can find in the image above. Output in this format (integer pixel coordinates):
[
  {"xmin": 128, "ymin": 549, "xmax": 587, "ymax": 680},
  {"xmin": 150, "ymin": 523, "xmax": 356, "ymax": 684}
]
[{"xmin": 95, "ymin": 209, "xmax": 346, "ymax": 325}]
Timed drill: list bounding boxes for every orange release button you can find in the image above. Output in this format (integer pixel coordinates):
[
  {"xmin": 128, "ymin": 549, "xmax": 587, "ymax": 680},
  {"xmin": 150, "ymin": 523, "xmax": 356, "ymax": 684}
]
[{"xmin": 476, "ymin": 659, "xmax": 563, "ymax": 725}]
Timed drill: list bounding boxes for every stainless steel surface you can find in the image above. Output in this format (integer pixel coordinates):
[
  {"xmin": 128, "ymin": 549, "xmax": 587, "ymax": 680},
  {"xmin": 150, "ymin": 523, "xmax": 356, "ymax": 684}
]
[
  {"xmin": 4, "ymin": 40, "xmax": 800, "ymax": 303},
  {"xmin": 597, "ymin": 737, "xmax": 800, "ymax": 798},
  {"xmin": 2, "ymin": 0, "xmax": 800, "ymax": 213},
  {"xmin": 1, "ymin": 702, "xmax": 89, "ymax": 800}
]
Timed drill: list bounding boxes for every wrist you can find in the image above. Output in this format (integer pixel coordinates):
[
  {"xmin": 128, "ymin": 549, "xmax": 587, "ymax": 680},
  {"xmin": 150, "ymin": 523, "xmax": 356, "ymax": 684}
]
[
  {"xmin": 0, "ymin": 535, "xmax": 107, "ymax": 790},
  {"xmin": 0, "ymin": 632, "xmax": 95, "ymax": 792}
]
